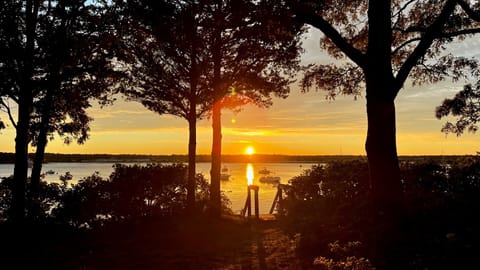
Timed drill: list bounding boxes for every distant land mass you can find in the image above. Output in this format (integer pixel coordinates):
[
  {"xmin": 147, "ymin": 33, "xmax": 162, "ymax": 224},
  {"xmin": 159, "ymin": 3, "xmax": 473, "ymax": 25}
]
[{"xmin": 0, "ymin": 152, "xmax": 474, "ymax": 164}]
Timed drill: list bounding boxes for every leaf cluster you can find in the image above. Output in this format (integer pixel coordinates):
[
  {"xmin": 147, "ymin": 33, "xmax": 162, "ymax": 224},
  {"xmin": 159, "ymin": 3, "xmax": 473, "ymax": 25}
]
[{"xmin": 436, "ymin": 80, "xmax": 480, "ymax": 135}]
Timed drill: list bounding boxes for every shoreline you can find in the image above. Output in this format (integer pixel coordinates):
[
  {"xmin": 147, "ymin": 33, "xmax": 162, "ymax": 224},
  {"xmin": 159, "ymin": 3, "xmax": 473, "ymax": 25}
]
[{"xmin": 0, "ymin": 152, "xmax": 474, "ymax": 164}]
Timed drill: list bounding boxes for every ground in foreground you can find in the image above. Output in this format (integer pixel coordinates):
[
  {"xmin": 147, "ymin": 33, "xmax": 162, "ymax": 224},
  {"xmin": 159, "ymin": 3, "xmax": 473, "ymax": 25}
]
[{"xmin": 1, "ymin": 215, "xmax": 307, "ymax": 270}]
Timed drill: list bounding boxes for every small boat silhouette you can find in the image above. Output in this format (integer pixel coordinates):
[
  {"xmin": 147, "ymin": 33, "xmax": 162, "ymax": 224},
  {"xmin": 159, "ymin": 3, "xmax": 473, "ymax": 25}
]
[
  {"xmin": 258, "ymin": 167, "xmax": 271, "ymax": 175},
  {"xmin": 259, "ymin": 175, "xmax": 281, "ymax": 183}
]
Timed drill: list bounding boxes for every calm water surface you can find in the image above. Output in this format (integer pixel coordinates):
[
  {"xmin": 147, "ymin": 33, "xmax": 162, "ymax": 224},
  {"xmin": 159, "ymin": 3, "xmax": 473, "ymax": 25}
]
[{"xmin": 0, "ymin": 162, "xmax": 315, "ymax": 214}]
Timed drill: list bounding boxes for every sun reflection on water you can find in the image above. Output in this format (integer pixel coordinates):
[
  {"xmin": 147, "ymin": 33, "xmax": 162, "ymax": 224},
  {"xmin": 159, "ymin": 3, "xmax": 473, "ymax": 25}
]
[{"xmin": 246, "ymin": 163, "xmax": 254, "ymax": 186}]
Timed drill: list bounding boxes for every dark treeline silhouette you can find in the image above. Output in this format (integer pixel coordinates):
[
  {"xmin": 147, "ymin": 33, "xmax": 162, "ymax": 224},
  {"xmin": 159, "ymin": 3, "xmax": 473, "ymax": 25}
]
[{"xmin": 1, "ymin": 152, "xmax": 474, "ymax": 164}]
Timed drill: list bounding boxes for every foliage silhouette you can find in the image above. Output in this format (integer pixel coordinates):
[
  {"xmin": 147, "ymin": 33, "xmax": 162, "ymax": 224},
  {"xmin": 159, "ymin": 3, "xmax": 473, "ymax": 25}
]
[
  {"xmin": 436, "ymin": 80, "xmax": 480, "ymax": 136},
  {"xmin": 280, "ymin": 158, "xmax": 480, "ymax": 269},
  {"xmin": 0, "ymin": 0, "xmax": 118, "ymax": 222},
  {"xmin": 288, "ymin": 0, "xmax": 480, "ymax": 230},
  {"xmin": 112, "ymin": 0, "xmax": 304, "ymax": 216},
  {"xmin": 111, "ymin": 0, "xmax": 214, "ymax": 211},
  {"xmin": 0, "ymin": 163, "xmax": 230, "ymax": 228}
]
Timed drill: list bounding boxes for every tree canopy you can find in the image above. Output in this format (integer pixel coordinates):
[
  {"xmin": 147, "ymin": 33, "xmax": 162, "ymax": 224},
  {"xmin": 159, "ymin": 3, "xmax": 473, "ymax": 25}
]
[
  {"xmin": 294, "ymin": 0, "xmax": 480, "ymax": 96},
  {"xmin": 112, "ymin": 0, "xmax": 304, "ymax": 214},
  {"xmin": 0, "ymin": 0, "xmax": 120, "ymax": 221}
]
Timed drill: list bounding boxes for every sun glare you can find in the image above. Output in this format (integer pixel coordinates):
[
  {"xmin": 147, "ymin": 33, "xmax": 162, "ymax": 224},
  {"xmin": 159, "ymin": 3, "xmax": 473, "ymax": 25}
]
[
  {"xmin": 245, "ymin": 146, "xmax": 255, "ymax": 155},
  {"xmin": 246, "ymin": 163, "xmax": 254, "ymax": 186}
]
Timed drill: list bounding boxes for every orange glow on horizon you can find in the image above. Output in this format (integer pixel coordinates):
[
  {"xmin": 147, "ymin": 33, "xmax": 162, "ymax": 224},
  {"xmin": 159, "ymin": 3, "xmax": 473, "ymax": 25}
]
[{"xmin": 246, "ymin": 163, "xmax": 254, "ymax": 185}]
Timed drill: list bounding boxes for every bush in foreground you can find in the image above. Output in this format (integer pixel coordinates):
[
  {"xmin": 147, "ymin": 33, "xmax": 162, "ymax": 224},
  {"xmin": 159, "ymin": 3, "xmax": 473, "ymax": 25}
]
[
  {"xmin": 280, "ymin": 158, "xmax": 480, "ymax": 270},
  {"xmin": 0, "ymin": 163, "xmax": 231, "ymax": 228}
]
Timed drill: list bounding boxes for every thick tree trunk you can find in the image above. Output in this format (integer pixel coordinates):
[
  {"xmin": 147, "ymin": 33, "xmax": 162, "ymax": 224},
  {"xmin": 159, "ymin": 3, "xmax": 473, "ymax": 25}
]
[
  {"xmin": 365, "ymin": 96, "xmax": 402, "ymax": 212},
  {"xmin": 187, "ymin": 117, "xmax": 196, "ymax": 211},
  {"xmin": 364, "ymin": 81, "xmax": 404, "ymax": 270},
  {"xmin": 210, "ymin": 101, "xmax": 222, "ymax": 217}
]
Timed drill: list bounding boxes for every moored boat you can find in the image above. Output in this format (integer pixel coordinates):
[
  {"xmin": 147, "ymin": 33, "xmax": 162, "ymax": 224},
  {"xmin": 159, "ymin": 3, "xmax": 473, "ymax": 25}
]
[{"xmin": 259, "ymin": 175, "xmax": 280, "ymax": 183}]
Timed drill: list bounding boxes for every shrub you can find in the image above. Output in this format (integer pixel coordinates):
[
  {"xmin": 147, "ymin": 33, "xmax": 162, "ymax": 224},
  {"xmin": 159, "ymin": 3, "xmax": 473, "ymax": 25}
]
[
  {"xmin": 52, "ymin": 163, "xmax": 232, "ymax": 227},
  {"xmin": 0, "ymin": 163, "xmax": 230, "ymax": 228},
  {"xmin": 281, "ymin": 158, "xmax": 480, "ymax": 269},
  {"xmin": 279, "ymin": 161, "xmax": 372, "ymax": 260}
]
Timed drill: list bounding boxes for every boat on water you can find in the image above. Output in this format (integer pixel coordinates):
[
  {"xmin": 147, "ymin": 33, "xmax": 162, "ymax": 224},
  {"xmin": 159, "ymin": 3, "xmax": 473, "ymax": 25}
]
[
  {"xmin": 258, "ymin": 167, "xmax": 271, "ymax": 175},
  {"xmin": 259, "ymin": 175, "xmax": 281, "ymax": 183},
  {"xmin": 45, "ymin": 169, "xmax": 56, "ymax": 175},
  {"xmin": 220, "ymin": 165, "xmax": 231, "ymax": 180}
]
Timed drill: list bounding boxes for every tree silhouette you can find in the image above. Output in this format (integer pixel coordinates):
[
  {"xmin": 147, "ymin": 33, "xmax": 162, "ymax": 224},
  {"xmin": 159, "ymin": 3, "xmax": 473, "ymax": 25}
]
[
  {"xmin": 289, "ymin": 1, "xmax": 480, "ymax": 268},
  {"xmin": 203, "ymin": 0, "xmax": 303, "ymax": 216},
  {"xmin": 0, "ymin": 0, "xmax": 117, "ymax": 222},
  {"xmin": 291, "ymin": 0, "xmax": 480, "ymax": 215},
  {"xmin": 27, "ymin": 1, "xmax": 118, "ymax": 201},
  {"xmin": 436, "ymin": 80, "xmax": 480, "ymax": 136},
  {"xmin": 111, "ymin": 0, "xmax": 213, "ymax": 211},
  {"xmin": 0, "ymin": 0, "xmax": 40, "ymax": 223},
  {"xmin": 114, "ymin": 0, "xmax": 303, "ymax": 215}
]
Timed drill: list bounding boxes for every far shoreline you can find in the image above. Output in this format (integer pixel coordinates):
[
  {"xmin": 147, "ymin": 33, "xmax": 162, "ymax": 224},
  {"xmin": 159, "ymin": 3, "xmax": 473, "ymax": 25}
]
[{"xmin": 0, "ymin": 152, "xmax": 475, "ymax": 164}]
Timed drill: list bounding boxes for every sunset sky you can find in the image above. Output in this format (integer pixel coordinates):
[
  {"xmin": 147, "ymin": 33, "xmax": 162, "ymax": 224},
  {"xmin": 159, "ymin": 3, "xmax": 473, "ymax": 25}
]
[{"xmin": 1, "ymin": 27, "xmax": 479, "ymax": 156}]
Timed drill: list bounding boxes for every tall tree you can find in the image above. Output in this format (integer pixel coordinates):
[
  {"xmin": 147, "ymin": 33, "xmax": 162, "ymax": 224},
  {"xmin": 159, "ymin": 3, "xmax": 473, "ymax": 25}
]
[
  {"xmin": 289, "ymin": 0, "xmax": 480, "ymax": 267},
  {"xmin": 203, "ymin": 0, "xmax": 303, "ymax": 216},
  {"xmin": 0, "ymin": 0, "xmax": 117, "ymax": 221},
  {"xmin": 28, "ymin": 1, "xmax": 117, "ymax": 201},
  {"xmin": 436, "ymin": 80, "xmax": 480, "ymax": 136},
  {"xmin": 3, "ymin": 0, "xmax": 40, "ymax": 223},
  {"xmin": 112, "ymin": 0, "xmax": 212, "ymax": 211},
  {"xmin": 291, "ymin": 0, "xmax": 480, "ymax": 211},
  {"xmin": 113, "ymin": 0, "xmax": 303, "ymax": 215}
]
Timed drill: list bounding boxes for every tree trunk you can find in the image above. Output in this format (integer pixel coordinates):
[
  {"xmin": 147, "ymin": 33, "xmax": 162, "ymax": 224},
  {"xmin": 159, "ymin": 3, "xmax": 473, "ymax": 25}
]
[
  {"xmin": 30, "ymin": 91, "xmax": 54, "ymax": 195},
  {"xmin": 364, "ymin": 81, "xmax": 404, "ymax": 270},
  {"xmin": 12, "ymin": 0, "xmax": 39, "ymax": 224},
  {"xmin": 187, "ymin": 117, "xmax": 196, "ymax": 212},
  {"xmin": 12, "ymin": 102, "xmax": 30, "ymax": 223},
  {"xmin": 30, "ymin": 118, "xmax": 48, "ymax": 194},
  {"xmin": 365, "ymin": 96, "xmax": 402, "ymax": 213},
  {"xmin": 210, "ymin": 101, "xmax": 222, "ymax": 217}
]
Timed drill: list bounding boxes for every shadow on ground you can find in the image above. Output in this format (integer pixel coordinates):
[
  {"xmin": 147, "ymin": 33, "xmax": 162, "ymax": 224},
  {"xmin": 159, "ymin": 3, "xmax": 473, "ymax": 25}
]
[{"xmin": 0, "ymin": 215, "xmax": 306, "ymax": 270}]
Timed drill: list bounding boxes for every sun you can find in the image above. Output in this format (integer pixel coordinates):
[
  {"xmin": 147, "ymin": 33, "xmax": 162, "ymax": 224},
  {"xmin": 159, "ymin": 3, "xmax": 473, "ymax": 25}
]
[{"xmin": 245, "ymin": 146, "xmax": 255, "ymax": 155}]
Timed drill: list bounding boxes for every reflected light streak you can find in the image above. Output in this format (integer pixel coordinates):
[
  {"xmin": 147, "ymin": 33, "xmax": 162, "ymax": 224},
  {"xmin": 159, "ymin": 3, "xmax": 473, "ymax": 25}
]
[{"xmin": 246, "ymin": 163, "xmax": 254, "ymax": 186}]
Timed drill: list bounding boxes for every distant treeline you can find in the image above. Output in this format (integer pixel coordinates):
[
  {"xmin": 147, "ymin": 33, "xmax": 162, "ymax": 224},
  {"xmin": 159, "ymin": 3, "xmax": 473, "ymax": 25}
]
[{"xmin": 0, "ymin": 152, "xmax": 474, "ymax": 164}]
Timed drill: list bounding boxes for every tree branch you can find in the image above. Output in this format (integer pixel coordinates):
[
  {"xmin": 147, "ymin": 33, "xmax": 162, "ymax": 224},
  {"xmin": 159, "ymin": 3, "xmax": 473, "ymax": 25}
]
[
  {"xmin": 394, "ymin": 0, "xmax": 457, "ymax": 96},
  {"xmin": 0, "ymin": 98, "xmax": 17, "ymax": 128},
  {"xmin": 440, "ymin": 27, "xmax": 480, "ymax": 38},
  {"xmin": 295, "ymin": 10, "xmax": 366, "ymax": 68},
  {"xmin": 392, "ymin": 0, "xmax": 417, "ymax": 18},
  {"xmin": 392, "ymin": 37, "xmax": 421, "ymax": 56},
  {"xmin": 456, "ymin": 0, "xmax": 480, "ymax": 21}
]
